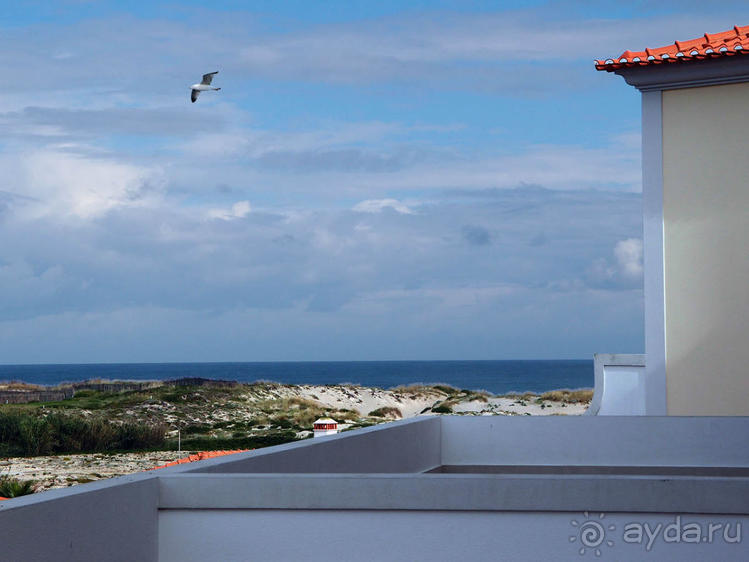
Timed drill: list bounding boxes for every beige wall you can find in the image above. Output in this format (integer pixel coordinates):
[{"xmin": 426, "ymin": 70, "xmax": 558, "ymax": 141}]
[{"xmin": 662, "ymin": 82, "xmax": 749, "ymax": 415}]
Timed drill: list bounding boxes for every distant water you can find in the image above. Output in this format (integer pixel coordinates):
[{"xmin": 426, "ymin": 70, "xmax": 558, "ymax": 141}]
[{"xmin": 0, "ymin": 360, "xmax": 592, "ymax": 395}]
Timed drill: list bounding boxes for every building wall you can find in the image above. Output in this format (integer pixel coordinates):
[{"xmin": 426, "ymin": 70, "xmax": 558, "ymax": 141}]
[
  {"xmin": 662, "ymin": 81, "xmax": 749, "ymax": 415},
  {"xmin": 0, "ymin": 476, "xmax": 159, "ymax": 562},
  {"xmin": 159, "ymin": 509, "xmax": 749, "ymax": 562}
]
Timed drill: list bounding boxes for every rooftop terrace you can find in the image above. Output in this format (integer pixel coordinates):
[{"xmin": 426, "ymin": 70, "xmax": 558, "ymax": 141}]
[{"xmin": 2, "ymin": 415, "xmax": 748, "ymax": 561}]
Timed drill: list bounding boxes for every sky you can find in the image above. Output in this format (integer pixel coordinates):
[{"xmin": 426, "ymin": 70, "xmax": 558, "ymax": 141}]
[{"xmin": 2, "ymin": 1, "xmax": 749, "ymax": 363}]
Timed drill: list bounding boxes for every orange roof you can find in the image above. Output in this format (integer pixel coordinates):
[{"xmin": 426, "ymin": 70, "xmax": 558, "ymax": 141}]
[
  {"xmin": 596, "ymin": 25, "xmax": 749, "ymax": 71},
  {"xmin": 148, "ymin": 449, "xmax": 249, "ymax": 470}
]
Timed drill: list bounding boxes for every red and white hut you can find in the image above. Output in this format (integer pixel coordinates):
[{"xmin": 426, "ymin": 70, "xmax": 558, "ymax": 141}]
[{"xmin": 313, "ymin": 417, "xmax": 339, "ymax": 438}]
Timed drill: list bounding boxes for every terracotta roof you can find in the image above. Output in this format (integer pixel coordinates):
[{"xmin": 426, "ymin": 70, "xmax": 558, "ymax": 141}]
[
  {"xmin": 148, "ymin": 449, "xmax": 249, "ymax": 470},
  {"xmin": 596, "ymin": 25, "xmax": 749, "ymax": 71}
]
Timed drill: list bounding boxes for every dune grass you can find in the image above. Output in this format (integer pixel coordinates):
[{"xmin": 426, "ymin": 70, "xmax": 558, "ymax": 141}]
[
  {"xmin": 0, "ymin": 409, "xmax": 167, "ymax": 457},
  {"xmin": 539, "ymin": 389, "xmax": 593, "ymax": 403},
  {"xmin": 367, "ymin": 406, "xmax": 402, "ymax": 419}
]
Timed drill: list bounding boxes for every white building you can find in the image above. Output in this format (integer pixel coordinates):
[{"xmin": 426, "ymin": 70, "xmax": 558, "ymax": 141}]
[{"xmin": 597, "ymin": 24, "xmax": 749, "ymax": 415}]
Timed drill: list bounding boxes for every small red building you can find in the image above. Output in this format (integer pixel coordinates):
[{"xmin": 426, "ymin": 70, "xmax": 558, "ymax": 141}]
[{"xmin": 313, "ymin": 417, "xmax": 339, "ymax": 438}]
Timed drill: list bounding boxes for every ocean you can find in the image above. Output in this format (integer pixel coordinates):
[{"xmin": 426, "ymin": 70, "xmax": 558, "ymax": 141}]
[{"xmin": 0, "ymin": 360, "xmax": 592, "ymax": 395}]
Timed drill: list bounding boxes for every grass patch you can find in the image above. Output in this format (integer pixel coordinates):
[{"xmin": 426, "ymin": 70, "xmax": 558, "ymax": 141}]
[
  {"xmin": 0, "ymin": 409, "xmax": 166, "ymax": 456},
  {"xmin": 432, "ymin": 384, "xmax": 459, "ymax": 394},
  {"xmin": 391, "ymin": 384, "xmax": 443, "ymax": 395},
  {"xmin": 367, "ymin": 406, "xmax": 402, "ymax": 418},
  {"xmin": 180, "ymin": 423, "xmax": 211, "ymax": 435},
  {"xmin": 539, "ymin": 389, "xmax": 593, "ymax": 403},
  {"xmin": 503, "ymin": 391, "xmax": 537, "ymax": 400},
  {"xmin": 431, "ymin": 401, "xmax": 454, "ymax": 414},
  {"xmin": 0, "ymin": 381, "xmax": 45, "ymax": 391},
  {"xmin": 35, "ymin": 389, "xmax": 148, "ymax": 411},
  {"xmin": 173, "ymin": 431, "xmax": 298, "ymax": 451}
]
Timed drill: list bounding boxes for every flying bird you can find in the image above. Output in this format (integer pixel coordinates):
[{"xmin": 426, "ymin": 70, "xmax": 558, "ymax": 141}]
[{"xmin": 191, "ymin": 71, "xmax": 221, "ymax": 103}]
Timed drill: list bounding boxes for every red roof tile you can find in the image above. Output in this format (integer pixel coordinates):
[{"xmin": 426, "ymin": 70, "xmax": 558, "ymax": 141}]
[
  {"xmin": 148, "ymin": 449, "xmax": 249, "ymax": 470},
  {"xmin": 596, "ymin": 25, "xmax": 749, "ymax": 71}
]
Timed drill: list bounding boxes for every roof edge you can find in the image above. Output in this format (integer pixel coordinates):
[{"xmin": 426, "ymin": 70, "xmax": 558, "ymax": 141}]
[
  {"xmin": 596, "ymin": 24, "xmax": 749, "ymax": 72},
  {"xmin": 613, "ymin": 55, "xmax": 749, "ymax": 91}
]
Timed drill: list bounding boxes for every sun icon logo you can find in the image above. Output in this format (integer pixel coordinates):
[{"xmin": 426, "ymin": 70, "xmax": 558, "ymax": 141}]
[{"xmin": 569, "ymin": 512, "xmax": 616, "ymax": 557}]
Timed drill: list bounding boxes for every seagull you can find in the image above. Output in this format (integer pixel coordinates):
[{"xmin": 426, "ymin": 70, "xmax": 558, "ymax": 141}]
[{"xmin": 191, "ymin": 71, "xmax": 221, "ymax": 103}]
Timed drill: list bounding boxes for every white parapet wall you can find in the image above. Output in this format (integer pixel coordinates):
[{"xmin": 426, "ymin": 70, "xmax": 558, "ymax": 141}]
[{"xmin": 587, "ymin": 353, "xmax": 647, "ymax": 415}]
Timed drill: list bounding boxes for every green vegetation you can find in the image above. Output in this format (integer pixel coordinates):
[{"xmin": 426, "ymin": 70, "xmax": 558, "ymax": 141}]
[
  {"xmin": 504, "ymin": 391, "xmax": 536, "ymax": 400},
  {"xmin": 0, "ymin": 380, "xmax": 371, "ymax": 456},
  {"xmin": 0, "ymin": 409, "xmax": 166, "ymax": 456},
  {"xmin": 431, "ymin": 402, "xmax": 454, "ymax": 414},
  {"xmin": 539, "ymin": 389, "xmax": 593, "ymax": 404},
  {"xmin": 0, "ymin": 378, "xmax": 593, "ymax": 458},
  {"xmin": 432, "ymin": 385, "xmax": 459, "ymax": 394},
  {"xmin": 0, "ymin": 476, "xmax": 38, "ymax": 498},
  {"xmin": 367, "ymin": 406, "xmax": 402, "ymax": 418},
  {"xmin": 172, "ymin": 431, "xmax": 300, "ymax": 451},
  {"xmin": 391, "ymin": 384, "xmax": 449, "ymax": 395}
]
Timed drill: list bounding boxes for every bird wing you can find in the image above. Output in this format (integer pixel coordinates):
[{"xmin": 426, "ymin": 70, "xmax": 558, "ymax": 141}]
[
  {"xmin": 191, "ymin": 89, "xmax": 200, "ymax": 103},
  {"xmin": 201, "ymin": 71, "xmax": 218, "ymax": 85}
]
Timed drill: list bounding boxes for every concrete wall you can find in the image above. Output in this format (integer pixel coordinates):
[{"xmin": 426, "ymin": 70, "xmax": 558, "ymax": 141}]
[
  {"xmin": 0, "ymin": 475, "xmax": 159, "ymax": 562},
  {"xmin": 157, "ymin": 416, "xmax": 749, "ymax": 561},
  {"xmin": 187, "ymin": 416, "xmax": 441, "ymax": 474},
  {"xmin": 440, "ymin": 416, "xmax": 749, "ymax": 467},
  {"xmin": 159, "ymin": 509, "xmax": 749, "ymax": 562},
  {"xmin": 662, "ymin": 82, "xmax": 749, "ymax": 415}
]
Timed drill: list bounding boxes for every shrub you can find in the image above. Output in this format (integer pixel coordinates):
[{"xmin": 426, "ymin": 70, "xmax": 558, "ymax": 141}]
[
  {"xmin": 275, "ymin": 417, "xmax": 293, "ymax": 429},
  {"xmin": 367, "ymin": 406, "xmax": 402, "ymax": 418},
  {"xmin": 290, "ymin": 409, "xmax": 323, "ymax": 428},
  {"xmin": 0, "ymin": 409, "xmax": 167, "ymax": 456},
  {"xmin": 0, "ymin": 476, "xmax": 37, "ymax": 498},
  {"xmin": 432, "ymin": 384, "xmax": 459, "ymax": 395},
  {"xmin": 181, "ymin": 424, "xmax": 210, "ymax": 435},
  {"xmin": 431, "ymin": 403, "xmax": 453, "ymax": 414},
  {"xmin": 18, "ymin": 415, "xmax": 53, "ymax": 456},
  {"xmin": 390, "ymin": 384, "xmax": 441, "ymax": 395},
  {"xmin": 175, "ymin": 431, "xmax": 297, "ymax": 451}
]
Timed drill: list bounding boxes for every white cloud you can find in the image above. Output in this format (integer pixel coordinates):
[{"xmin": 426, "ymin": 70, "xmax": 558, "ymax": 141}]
[
  {"xmin": 173, "ymin": 130, "xmax": 641, "ymax": 196},
  {"xmin": 208, "ymin": 200, "xmax": 252, "ymax": 220},
  {"xmin": 232, "ymin": 12, "xmax": 740, "ymax": 89},
  {"xmin": 6, "ymin": 149, "xmax": 164, "ymax": 220},
  {"xmin": 586, "ymin": 238, "xmax": 643, "ymax": 287},
  {"xmin": 614, "ymin": 238, "xmax": 643, "ymax": 279},
  {"xmin": 353, "ymin": 199, "xmax": 415, "ymax": 214},
  {"xmin": 0, "ymin": 181, "xmax": 643, "ymax": 358}
]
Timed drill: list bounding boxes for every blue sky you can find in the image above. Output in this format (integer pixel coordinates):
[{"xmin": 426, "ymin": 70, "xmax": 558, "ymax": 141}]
[{"xmin": 2, "ymin": 1, "xmax": 749, "ymax": 363}]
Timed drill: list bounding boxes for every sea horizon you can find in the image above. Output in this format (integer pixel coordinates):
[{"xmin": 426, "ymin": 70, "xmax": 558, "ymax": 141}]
[{"xmin": 0, "ymin": 359, "xmax": 594, "ymax": 395}]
